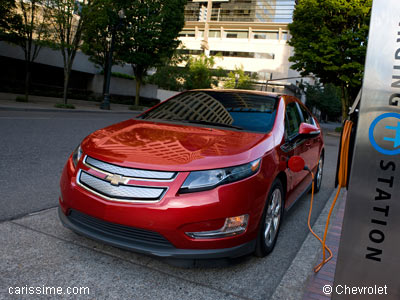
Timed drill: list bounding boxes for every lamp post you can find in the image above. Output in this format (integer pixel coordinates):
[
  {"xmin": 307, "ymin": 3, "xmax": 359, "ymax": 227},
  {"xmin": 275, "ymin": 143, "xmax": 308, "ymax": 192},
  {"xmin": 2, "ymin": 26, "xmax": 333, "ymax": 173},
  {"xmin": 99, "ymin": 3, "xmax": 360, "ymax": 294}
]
[
  {"xmin": 234, "ymin": 73, "xmax": 240, "ymax": 88},
  {"xmin": 100, "ymin": 9, "xmax": 125, "ymax": 110}
]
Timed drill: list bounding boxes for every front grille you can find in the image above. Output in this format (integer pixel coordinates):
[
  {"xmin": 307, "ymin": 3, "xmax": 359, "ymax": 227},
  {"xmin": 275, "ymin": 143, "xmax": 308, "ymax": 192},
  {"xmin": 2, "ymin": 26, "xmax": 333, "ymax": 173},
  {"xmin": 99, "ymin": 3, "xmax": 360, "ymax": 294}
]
[
  {"xmin": 79, "ymin": 171, "xmax": 165, "ymax": 201},
  {"xmin": 68, "ymin": 209, "xmax": 174, "ymax": 248},
  {"xmin": 85, "ymin": 156, "xmax": 176, "ymax": 181}
]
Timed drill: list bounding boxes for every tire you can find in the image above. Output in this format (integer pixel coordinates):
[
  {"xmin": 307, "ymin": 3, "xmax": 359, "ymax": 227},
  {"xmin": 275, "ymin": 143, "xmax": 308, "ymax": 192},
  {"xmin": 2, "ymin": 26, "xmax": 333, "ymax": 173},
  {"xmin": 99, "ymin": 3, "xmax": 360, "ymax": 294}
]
[
  {"xmin": 314, "ymin": 154, "xmax": 324, "ymax": 193},
  {"xmin": 255, "ymin": 179, "xmax": 284, "ymax": 257}
]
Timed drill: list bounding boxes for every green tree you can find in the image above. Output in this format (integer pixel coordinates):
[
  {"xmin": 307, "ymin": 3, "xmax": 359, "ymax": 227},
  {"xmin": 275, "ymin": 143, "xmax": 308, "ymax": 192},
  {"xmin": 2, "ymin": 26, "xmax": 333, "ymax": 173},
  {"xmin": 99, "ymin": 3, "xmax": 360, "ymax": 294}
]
[
  {"xmin": 224, "ymin": 66, "xmax": 257, "ymax": 90},
  {"xmin": 46, "ymin": 0, "xmax": 90, "ymax": 104},
  {"xmin": 305, "ymin": 83, "xmax": 341, "ymax": 121},
  {"xmin": 118, "ymin": 0, "xmax": 187, "ymax": 106},
  {"xmin": 148, "ymin": 49, "xmax": 188, "ymax": 91},
  {"xmin": 1, "ymin": 0, "xmax": 51, "ymax": 101},
  {"xmin": 288, "ymin": 0, "xmax": 372, "ymax": 119},
  {"xmin": 81, "ymin": 0, "xmax": 124, "ymax": 95},
  {"xmin": 0, "ymin": 0, "xmax": 19, "ymax": 35},
  {"xmin": 184, "ymin": 54, "xmax": 223, "ymax": 89}
]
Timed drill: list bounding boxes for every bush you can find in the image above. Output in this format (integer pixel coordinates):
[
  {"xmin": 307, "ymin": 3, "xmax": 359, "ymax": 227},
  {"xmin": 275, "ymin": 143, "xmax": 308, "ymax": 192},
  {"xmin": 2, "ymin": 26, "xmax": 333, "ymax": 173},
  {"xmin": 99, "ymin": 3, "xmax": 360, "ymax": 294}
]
[
  {"xmin": 335, "ymin": 127, "xmax": 342, "ymax": 133},
  {"xmin": 99, "ymin": 70, "xmax": 135, "ymax": 80},
  {"xmin": 224, "ymin": 66, "xmax": 257, "ymax": 90},
  {"xmin": 15, "ymin": 96, "xmax": 28, "ymax": 102},
  {"xmin": 305, "ymin": 83, "xmax": 341, "ymax": 121},
  {"xmin": 55, "ymin": 103, "xmax": 75, "ymax": 109}
]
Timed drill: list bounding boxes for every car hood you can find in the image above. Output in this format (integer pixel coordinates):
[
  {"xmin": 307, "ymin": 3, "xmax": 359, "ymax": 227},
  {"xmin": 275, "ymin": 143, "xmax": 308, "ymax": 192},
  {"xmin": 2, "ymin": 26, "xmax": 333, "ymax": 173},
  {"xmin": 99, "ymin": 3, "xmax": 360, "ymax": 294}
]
[{"xmin": 81, "ymin": 119, "xmax": 274, "ymax": 171}]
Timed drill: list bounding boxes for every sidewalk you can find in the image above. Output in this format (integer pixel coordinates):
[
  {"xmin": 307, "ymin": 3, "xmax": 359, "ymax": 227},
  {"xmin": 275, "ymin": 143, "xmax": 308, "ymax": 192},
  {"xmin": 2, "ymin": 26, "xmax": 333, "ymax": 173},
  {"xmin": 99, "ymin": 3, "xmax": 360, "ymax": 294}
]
[
  {"xmin": 271, "ymin": 189, "xmax": 347, "ymax": 300},
  {"xmin": 302, "ymin": 191, "xmax": 346, "ymax": 300},
  {"xmin": 0, "ymin": 92, "xmax": 140, "ymax": 114}
]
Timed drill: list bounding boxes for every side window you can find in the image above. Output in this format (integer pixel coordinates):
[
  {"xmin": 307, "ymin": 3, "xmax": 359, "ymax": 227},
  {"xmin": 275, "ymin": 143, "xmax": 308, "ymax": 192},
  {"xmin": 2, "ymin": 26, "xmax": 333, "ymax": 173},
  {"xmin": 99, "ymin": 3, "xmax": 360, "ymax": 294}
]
[
  {"xmin": 285, "ymin": 102, "xmax": 302, "ymax": 139},
  {"xmin": 299, "ymin": 104, "xmax": 315, "ymax": 125}
]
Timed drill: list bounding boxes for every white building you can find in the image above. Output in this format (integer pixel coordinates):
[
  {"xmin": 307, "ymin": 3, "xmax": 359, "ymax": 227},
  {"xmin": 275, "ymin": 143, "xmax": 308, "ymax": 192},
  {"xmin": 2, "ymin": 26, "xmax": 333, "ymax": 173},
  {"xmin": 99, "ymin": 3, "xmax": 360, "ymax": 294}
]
[{"xmin": 178, "ymin": 0, "xmax": 314, "ymax": 96}]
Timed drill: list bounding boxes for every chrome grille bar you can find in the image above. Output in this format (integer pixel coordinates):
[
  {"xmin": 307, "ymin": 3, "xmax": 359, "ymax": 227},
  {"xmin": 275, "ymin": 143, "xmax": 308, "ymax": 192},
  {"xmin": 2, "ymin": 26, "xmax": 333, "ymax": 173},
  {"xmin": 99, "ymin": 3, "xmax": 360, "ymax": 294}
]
[
  {"xmin": 78, "ymin": 171, "xmax": 166, "ymax": 202},
  {"xmin": 84, "ymin": 156, "xmax": 176, "ymax": 181}
]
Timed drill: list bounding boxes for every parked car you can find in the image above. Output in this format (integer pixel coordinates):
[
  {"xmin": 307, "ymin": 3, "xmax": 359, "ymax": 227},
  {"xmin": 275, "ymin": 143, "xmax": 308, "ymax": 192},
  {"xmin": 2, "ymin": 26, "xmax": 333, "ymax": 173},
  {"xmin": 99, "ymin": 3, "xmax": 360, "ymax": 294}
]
[{"xmin": 59, "ymin": 90, "xmax": 324, "ymax": 260}]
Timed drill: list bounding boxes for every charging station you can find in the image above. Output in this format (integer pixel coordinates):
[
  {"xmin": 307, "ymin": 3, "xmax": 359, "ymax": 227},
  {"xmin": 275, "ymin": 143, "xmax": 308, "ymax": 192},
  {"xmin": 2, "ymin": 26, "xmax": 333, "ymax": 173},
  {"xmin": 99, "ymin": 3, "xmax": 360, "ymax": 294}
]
[{"xmin": 332, "ymin": 1, "xmax": 400, "ymax": 299}]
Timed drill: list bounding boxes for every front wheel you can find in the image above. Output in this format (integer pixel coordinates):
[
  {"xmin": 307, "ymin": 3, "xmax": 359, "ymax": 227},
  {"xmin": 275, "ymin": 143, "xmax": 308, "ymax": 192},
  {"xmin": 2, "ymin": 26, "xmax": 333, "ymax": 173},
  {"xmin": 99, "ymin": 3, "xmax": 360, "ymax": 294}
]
[
  {"xmin": 314, "ymin": 154, "xmax": 324, "ymax": 193},
  {"xmin": 255, "ymin": 179, "xmax": 284, "ymax": 257}
]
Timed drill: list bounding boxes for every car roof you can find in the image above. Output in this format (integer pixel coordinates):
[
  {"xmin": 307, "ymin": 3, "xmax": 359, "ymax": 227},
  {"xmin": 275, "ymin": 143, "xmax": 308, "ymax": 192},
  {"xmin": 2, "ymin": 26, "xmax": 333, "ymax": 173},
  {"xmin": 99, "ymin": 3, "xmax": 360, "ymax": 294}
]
[{"xmin": 188, "ymin": 89, "xmax": 284, "ymax": 99}]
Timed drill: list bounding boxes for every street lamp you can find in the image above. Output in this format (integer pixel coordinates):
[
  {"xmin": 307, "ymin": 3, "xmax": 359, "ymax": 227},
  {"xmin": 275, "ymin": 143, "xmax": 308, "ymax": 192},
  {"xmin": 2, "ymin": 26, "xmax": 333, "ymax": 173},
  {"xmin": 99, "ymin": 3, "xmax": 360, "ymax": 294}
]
[
  {"xmin": 100, "ymin": 9, "xmax": 125, "ymax": 110},
  {"xmin": 234, "ymin": 73, "xmax": 240, "ymax": 88}
]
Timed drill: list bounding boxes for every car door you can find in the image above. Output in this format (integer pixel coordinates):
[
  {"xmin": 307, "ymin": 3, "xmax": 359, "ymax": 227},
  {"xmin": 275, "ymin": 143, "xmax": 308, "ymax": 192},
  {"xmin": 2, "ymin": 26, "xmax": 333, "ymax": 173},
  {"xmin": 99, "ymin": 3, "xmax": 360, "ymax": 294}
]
[
  {"xmin": 281, "ymin": 101, "xmax": 309, "ymax": 208},
  {"xmin": 298, "ymin": 103, "xmax": 321, "ymax": 172}
]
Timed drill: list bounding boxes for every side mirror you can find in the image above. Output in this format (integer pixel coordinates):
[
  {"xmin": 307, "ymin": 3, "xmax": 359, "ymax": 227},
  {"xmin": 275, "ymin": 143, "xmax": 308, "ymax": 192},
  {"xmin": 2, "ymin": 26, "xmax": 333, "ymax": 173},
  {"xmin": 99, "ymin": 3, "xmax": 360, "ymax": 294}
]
[
  {"xmin": 288, "ymin": 156, "xmax": 305, "ymax": 173},
  {"xmin": 299, "ymin": 123, "xmax": 320, "ymax": 136}
]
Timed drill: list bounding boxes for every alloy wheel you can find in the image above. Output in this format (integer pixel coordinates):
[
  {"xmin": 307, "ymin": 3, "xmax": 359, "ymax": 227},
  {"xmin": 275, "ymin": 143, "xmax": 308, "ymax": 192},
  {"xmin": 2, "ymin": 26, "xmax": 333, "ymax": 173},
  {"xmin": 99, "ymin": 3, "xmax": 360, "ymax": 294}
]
[
  {"xmin": 316, "ymin": 156, "xmax": 323, "ymax": 190},
  {"xmin": 264, "ymin": 188, "xmax": 282, "ymax": 247}
]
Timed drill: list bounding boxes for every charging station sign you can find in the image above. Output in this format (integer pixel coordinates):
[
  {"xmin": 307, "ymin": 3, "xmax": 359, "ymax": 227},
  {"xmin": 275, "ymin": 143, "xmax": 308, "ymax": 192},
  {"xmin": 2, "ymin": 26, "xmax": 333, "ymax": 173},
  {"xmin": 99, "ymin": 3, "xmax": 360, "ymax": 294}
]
[{"xmin": 333, "ymin": 1, "xmax": 400, "ymax": 299}]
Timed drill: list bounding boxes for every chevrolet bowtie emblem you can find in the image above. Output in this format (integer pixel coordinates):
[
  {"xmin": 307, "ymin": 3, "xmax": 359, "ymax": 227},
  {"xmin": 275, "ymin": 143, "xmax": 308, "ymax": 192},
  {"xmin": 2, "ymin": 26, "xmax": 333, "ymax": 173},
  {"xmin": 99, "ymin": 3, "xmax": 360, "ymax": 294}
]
[{"xmin": 105, "ymin": 174, "xmax": 127, "ymax": 186}]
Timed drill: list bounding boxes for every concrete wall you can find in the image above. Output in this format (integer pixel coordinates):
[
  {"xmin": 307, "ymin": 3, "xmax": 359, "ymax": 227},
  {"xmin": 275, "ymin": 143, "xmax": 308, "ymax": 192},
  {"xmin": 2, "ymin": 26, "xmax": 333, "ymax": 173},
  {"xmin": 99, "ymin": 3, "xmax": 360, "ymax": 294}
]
[
  {"xmin": 0, "ymin": 41, "xmax": 134, "ymax": 76},
  {"xmin": 88, "ymin": 74, "xmax": 158, "ymax": 99},
  {"xmin": 0, "ymin": 41, "xmax": 161, "ymax": 99},
  {"xmin": 157, "ymin": 89, "xmax": 180, "ymax": 102}
]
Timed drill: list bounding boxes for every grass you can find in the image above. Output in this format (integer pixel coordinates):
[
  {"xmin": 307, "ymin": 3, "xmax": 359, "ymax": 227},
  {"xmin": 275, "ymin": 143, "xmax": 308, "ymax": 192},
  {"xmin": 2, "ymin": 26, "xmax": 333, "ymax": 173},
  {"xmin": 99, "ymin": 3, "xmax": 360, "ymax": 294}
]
[
  {"xmin": 15, "ymin": 95, "xmax": 28, "ymax": 102},
  {"xmin": 55, "ymin": 103, "xmax": 75, "ymax": 109}
]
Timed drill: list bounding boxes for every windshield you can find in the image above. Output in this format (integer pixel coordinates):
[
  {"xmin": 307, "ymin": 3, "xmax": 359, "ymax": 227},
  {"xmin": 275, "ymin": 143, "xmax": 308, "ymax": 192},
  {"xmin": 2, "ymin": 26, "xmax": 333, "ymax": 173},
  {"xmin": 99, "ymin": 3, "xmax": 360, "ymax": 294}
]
[{"xmin": 139, "ymin": 91, "xmax": 278, "ymax": 133}]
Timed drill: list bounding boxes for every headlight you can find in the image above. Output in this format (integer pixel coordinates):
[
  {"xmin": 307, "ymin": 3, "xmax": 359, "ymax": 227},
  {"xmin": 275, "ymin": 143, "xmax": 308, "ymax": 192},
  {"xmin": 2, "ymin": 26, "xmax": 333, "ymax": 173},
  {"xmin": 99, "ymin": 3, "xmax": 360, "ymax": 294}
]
[
  {"xmin": 179, "ymin": 158, "xmax": 261, "ymax": 193},
  {"xmin": 72, "ymin": 145, "xmax": 83, "ymax": 167}
]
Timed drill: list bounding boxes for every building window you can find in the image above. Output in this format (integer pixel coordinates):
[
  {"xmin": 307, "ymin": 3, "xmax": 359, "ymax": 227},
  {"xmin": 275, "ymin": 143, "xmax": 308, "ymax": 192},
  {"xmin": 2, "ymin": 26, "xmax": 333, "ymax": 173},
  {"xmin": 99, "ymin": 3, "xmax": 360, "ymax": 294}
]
[
  {"xmin": 253, "ymin": 31, "xmax": 279, "ymax": 40},
  {"xmin": 210, "ymin": 51, "xmax": 275, "ymax": 59},
  {"xmin": 178, "ymin": 30, "xmax": 195, "ymax": 37},
  {"xmin": 177, "ymin": 49, "xmax": 204, "ymax": 55},
  {"xmin": 281, "ymin": 31, "xmax": 288, "ymax": 41},
  {"xmin": 225, "ymin": 31, "xmax": 249, "ymax": 39},
  {"xmin": 209, "ymin": 30, "xmax": 221, "ymax": 38}
]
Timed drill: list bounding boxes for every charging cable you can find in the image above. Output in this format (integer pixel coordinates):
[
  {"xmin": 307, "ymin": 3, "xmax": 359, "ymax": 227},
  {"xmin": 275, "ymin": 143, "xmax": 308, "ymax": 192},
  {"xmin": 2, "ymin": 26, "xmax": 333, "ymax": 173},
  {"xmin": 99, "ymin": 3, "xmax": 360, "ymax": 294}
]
[{"xmin": 307, "ymin": 120, "xmax": 353, "ymax": 273}]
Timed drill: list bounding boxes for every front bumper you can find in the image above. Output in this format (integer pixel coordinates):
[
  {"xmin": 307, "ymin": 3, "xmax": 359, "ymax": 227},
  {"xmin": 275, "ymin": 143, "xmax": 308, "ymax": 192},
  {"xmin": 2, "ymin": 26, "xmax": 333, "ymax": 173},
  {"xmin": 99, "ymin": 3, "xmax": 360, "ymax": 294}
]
[
  {"xmin": 59, "ymin": 154, "xmax": 272, "ymax": 258},
  {"xmin": 58, "ymin": 207, "xmax": 256, "ymax": 259}
]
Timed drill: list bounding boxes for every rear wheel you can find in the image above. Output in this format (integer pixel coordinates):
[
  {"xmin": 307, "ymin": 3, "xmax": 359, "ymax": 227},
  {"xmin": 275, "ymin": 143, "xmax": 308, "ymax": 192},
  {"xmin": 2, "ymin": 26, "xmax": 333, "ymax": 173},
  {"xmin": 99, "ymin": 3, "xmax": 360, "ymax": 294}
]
[{"xmin": 255, "ymin": 179, "xmax": 284, "ymax": 257}]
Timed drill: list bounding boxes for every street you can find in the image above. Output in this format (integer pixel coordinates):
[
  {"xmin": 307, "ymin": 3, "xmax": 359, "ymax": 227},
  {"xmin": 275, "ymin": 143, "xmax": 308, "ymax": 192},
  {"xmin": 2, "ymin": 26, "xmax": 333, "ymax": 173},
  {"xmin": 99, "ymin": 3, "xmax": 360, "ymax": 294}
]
[
  {"xmin": 0, "ymin": 111, "xmax": 133, "ymax": 221},
  {"xmin": 0, "ymin": 110, "xmax": 340, "ymax": 300}
]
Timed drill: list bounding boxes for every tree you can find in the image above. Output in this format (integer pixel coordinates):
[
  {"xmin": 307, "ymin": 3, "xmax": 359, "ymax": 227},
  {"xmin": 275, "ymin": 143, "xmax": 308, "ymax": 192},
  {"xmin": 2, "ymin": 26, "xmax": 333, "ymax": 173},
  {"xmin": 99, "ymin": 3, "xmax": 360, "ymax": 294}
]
[
  {"xmin": 288, "ymin": 0, "xmax": 372, "ymax": 119},
  {"xmin": 118, "ymin": 0, "xmax": 187, "ymax": 106},
  {"xmin": 0, "ymin": 0, "xmax": 19, "ymax": 36},
  {"xmin": 46, "ymin": 0, "xmax": 90, "ymax": 104},
  {"xmin": 183, "ymin": 54, "xmax": 220, "ymax": 90},
  {"xmin": 224, "ymin": 66, "xmax": 257, "ymax": 90},
  {"xmin": 305, "ymin": 83, "xmax": 341, "ymax": 121},
  {"xmin": 81, "ymin": 0, "xmax": 123, "ymax": 95},
  {"xmin": 1, "ymin": 0, "xmax": 51, "ymax": 101},
  {"xmin": 148, "ymin": 50, "xmax": 188, "ymax": 91}
]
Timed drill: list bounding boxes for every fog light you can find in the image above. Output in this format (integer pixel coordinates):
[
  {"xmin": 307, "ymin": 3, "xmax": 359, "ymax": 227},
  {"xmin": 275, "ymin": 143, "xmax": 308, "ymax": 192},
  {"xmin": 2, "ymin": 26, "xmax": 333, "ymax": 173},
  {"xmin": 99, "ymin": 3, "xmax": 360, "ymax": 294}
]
[{"xmin": 185, "ymin": 214, "xmax": 249, "ymax": 239}]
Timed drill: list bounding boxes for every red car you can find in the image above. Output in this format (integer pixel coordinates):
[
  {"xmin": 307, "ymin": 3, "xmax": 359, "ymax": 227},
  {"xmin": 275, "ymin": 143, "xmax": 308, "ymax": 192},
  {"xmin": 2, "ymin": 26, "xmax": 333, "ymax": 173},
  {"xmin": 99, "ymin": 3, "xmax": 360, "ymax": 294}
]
[{"xmin": 59, "ymin": 90, "xmax": 324, "ymax": 260}]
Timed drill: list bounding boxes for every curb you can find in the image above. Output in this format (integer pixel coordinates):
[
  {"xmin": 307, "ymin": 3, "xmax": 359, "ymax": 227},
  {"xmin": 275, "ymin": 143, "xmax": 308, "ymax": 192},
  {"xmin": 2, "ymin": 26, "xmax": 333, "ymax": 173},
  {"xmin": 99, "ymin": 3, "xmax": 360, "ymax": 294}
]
[
  {"xmin": 0, "ymin": 105, "xmax": 141, "ymax": 114},
  {"xmin": 270, "ymin": 188, "xmax": 345, "ymax": 300},
  {"xmin": 326, "ymin": 132, "xmax": 341, "ymax": 137}
]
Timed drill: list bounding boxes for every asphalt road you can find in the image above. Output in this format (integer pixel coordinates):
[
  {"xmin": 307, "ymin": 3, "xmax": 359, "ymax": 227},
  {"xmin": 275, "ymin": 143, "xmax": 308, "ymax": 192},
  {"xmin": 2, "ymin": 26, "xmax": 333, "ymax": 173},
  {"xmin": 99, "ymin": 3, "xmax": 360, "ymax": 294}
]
[
  {"xmin": 0, "ymin": 110, "xmax": 340, "ymax": 299},
  {"xmin": 0, "ymin": 110, "xmax": 133, "ymax": 221}
]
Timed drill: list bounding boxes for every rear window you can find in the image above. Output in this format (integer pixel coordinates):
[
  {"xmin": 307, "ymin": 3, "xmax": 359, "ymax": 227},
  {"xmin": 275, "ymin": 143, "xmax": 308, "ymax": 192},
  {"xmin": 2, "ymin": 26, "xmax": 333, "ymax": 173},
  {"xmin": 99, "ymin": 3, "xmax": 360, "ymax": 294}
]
[{"xmin": 139, "ymin": 91, "xmax": 278, "ymax": 133}]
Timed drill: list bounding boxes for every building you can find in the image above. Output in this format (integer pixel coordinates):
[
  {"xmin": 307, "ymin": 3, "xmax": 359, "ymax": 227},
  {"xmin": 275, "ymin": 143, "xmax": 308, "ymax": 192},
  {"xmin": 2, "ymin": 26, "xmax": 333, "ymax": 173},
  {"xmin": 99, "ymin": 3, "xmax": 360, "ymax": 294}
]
[{"xmin": 178, "ymin": 0, "xmax": 314, "ymax": 96}]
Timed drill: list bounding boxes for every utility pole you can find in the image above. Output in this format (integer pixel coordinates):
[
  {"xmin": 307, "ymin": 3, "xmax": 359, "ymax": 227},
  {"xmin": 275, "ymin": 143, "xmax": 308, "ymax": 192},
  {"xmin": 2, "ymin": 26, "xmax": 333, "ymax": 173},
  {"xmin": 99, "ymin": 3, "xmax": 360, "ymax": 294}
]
[{"xmin": 201, "ymin": 0, "xmax": 212, "ymax": 53}]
